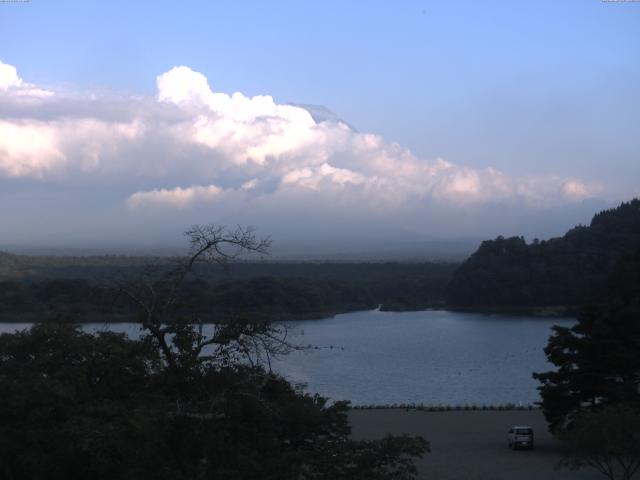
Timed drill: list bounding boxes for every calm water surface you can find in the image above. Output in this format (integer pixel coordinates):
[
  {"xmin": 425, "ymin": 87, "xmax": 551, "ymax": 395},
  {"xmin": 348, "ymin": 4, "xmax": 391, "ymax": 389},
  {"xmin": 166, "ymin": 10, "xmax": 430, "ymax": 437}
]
[
  {"xmin": 272, "ymin": 309, "xmax": 573, "ymax": 406},
  {"xmin": 0, "ymin": 309, "xmax": 572, "ymax": 406}
]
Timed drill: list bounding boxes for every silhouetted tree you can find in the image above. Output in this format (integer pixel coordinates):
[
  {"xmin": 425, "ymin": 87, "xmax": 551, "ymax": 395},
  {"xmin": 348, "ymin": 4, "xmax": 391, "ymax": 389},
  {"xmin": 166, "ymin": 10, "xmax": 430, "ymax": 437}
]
[
  {"xmin": 448, "ymin": 199, "xmax": 640, "ymax": 308},
  {"xmin": 558, "ymin": 404, "xmax": 640, "ymax": 480},
  {"xmin": 533, "ymin": 305, "xmax": 640, "ymax": 433},
  {"xmin": 0, "ymin": 225, "xmax": 430, "ymax": 479}
]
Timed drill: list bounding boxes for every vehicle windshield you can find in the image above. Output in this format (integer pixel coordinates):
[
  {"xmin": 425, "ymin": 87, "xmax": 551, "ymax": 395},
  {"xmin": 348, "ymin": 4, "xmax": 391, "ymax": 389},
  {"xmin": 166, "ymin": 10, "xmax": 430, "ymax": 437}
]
[{"xmin": 515, "ymin": 428, "xmax": 532, "ymax": 435}]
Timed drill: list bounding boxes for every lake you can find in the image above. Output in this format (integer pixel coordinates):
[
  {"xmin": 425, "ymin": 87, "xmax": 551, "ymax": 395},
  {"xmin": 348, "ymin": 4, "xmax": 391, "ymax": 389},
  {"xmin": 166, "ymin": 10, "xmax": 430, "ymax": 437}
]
[{"xmin": 0, "ymin": 309, "xmax": 572, "ymax": 406}]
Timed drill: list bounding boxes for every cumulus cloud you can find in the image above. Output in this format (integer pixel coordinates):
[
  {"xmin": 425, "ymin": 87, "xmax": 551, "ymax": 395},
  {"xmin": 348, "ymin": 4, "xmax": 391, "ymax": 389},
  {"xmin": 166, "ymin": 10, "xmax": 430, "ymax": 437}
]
[
  {"xmin": 280, "ymin": 163, "xmax": 365, "ymax": 190},
  {"xmin": 0, "ymin": 118, "xmax": 141, "ymax": 178},
  {"xmin": 127, "ymin": 184, "xmax": 224, "ymax": 209},
  {"xmin": 0, "ymin": 60, "xmax": 53, "ymax": 98},
  {"xmin": 0, "ymin": 121, "xmax": 64, "ymax": 177},
  {"xmin": 0, "ymin": 60, "xmax": 607, "ymax": 242},
  {"xmin": 0, "ymin": 61, "xmax": 23, "ymax": 90},
  {"xmin": 561, "ymin": 179, "xmax": 595, "ymax": 201}
]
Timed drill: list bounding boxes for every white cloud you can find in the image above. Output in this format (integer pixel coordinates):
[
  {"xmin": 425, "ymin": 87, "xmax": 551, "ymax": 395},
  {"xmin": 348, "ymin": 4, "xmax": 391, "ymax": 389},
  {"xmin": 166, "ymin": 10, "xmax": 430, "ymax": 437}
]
[
  {"xmin": 0, "ymin": 61, "xmax": 23, "ymax": 90},
  {"xmin": 0, "ymin": 60, "xmax": 607, "ymax": 239},
  {"xmin": 127, "ymin": 184, "xmax": 224, "ymax": 209},
  {"xmin": 0, "ymin": 60, "xmax": 53, "ymax": 98},
  {"xmin": 0, "ymin": 118, "xmax": 141, "ymax": 178},
  {"xmin": 156, "ymin": 66, "xmax": 325, "ymax": 167},
  {"xmin": 280, "ymin": 162, "xmax": 365, "ymax": 190},
  {"xmin": 0, "ymin": 121, "xmax": 64, "ymax": 177},
  {"xmin": 561, "ymin": 179, "xmax": 595, "ymax": 201},
  {"xmin": 241, "ymin": 178, "xmax": 258, "ymax": 190}
]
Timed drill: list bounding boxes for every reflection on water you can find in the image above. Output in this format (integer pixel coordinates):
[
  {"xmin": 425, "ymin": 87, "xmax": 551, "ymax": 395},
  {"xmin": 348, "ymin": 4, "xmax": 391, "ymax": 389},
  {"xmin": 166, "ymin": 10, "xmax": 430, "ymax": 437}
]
[{"xmin": 0, "ymin": 309, "xmax": 572, "ymax": 405}]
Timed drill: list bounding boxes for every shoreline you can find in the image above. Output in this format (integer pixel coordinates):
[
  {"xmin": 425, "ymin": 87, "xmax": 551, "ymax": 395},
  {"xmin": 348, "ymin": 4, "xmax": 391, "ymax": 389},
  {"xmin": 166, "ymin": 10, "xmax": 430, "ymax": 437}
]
[
  {"xmin": 0, "ymin": 308, "xmax": 372, "ymax": 324},
  {"xmin": 446, "ymin": 305, "xmax": 578, "ymax": 317},
  {"xmin": 0, "ymin": 305, "xmax": 576, "ymax": 324}
]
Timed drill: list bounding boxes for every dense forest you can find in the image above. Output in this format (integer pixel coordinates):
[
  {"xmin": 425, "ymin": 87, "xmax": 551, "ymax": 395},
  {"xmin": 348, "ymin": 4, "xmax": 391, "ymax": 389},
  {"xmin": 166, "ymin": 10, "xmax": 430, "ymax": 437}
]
[
  {"xmin": 448, "ymin": 199, "xmax": 640, "ymax": 310},
  {"xmin": 0, "ymin": 257, "xmax": 457, "ymax": 322}
]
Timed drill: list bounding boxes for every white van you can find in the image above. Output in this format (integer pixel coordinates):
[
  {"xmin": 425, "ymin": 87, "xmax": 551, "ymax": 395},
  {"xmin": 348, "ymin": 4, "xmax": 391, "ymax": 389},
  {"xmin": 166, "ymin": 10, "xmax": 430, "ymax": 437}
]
[{"xmin": 507, "ymin": 426, "xmax": 534, "ymax": 450}]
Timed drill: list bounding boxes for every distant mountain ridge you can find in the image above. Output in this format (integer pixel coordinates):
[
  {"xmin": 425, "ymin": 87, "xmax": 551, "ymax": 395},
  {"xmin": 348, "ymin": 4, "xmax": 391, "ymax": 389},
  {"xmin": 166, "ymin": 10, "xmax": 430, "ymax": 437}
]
[{"xmin": 447, "ymin": 199, "xmax": 640, "ymax": 309}]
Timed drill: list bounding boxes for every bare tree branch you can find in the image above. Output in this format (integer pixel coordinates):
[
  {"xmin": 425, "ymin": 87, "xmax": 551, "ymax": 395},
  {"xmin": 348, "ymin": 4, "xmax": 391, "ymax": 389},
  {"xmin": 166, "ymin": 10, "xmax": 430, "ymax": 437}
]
[{"xmin": 113, "ymin": 224, "xmax": 288, "ymax": 373}]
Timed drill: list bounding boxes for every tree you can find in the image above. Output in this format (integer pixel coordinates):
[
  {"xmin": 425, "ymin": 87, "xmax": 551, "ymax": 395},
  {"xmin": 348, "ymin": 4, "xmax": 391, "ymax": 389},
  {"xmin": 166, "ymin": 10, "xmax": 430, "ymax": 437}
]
[
  {"xmin": 534, "ymin": 243, "xmax": 640, "ymax": 478},
  {"xmin": 115, "ymin": 225, "xmax": 276, "ymax": 371},
  {"xmin": 533, "ymin": 305, "xmax": 640, "ymax": 433},
  {"xmin": 0, "ymin": 324, "xmax": 161, "ymax": 480},
  {"xmin": 558, "ymin": 404, "xmax": 640, "ymax": 480},
  {"xmin": 0, "ymin": 225, "xmax": 430, "ymax": 479},
  {"xmin": 447, "ymin": 199, "xmax": 640, "ymax": 309}
]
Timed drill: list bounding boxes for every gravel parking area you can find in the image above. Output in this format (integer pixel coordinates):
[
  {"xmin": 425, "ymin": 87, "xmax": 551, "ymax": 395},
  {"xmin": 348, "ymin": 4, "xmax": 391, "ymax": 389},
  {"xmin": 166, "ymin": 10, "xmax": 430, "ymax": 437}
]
[{"xmin": 349, "ymin": 409, "xmax": 601, "ymax": 480}]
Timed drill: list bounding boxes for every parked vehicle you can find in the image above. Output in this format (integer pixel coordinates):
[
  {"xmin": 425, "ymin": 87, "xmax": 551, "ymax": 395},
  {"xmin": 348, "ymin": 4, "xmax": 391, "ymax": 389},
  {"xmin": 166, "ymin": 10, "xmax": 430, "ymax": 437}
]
[{"xmin": 507, "ymin": 426, "xmax": 534, "ymax": 450}]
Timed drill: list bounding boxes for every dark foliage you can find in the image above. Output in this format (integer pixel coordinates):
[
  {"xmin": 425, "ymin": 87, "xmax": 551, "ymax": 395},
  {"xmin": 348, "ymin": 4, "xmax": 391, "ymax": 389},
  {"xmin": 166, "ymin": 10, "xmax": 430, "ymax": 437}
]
[
  {"xmin": 608, "ymin": 248, "xmax": 640, "ymax": 306},
  {"xmin": 0, "ymin": 324, "xmax": 428, "ymax": 480},
  {"xmin": 0, "ymin": 262, "xmax": 457, "ymax": 321},
  {"xmin": 533, "ymin": 304, "xmax": 640, "ymax": 433},
  {"xmin": 558, "ymin": 404, "xmax": 640, "ymax": 480},
  {"xmin": 0, "ymin": 225, "xmax": 429, "ymax": 479},
  {"xmin": 448, "ymin": 199, "xmax": 640, "ymax": 308},
  {"xmin": 533, "ymin": 248, "xmax": 640, "ymax": 434}
]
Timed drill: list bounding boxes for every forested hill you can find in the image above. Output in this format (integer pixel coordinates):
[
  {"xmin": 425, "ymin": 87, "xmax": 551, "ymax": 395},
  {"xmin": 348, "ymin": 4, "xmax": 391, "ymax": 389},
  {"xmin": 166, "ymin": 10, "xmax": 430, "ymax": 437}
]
[
  {"xmin": 0, "ymin": 260, "xmax": 458, "ymax": 322},
  {"xmin": 447, "ymin": 199, "xmax": 640, "ymax": 309}
]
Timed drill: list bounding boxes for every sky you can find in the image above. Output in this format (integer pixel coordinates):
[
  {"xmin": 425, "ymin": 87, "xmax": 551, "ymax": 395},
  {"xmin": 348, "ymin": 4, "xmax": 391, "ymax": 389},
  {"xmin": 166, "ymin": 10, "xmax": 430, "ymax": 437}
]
[{"xmin": 0, "ymin": 0, "xmax": 639, "ymax": 253}]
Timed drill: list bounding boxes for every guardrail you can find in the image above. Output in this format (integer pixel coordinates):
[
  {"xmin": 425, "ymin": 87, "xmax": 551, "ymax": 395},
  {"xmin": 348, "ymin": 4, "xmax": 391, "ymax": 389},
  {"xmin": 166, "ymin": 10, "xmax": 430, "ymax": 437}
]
[{"xmin": 350, "ymin": 403, "xmax": 538, "ymax": 411}]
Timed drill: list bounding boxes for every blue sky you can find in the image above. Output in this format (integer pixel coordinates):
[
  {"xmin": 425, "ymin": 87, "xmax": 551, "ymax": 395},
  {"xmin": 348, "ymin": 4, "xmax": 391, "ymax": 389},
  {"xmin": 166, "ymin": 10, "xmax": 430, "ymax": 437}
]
[{"xmin": 0, "ymin": 1, "xmax": 639, "ymax": 249}]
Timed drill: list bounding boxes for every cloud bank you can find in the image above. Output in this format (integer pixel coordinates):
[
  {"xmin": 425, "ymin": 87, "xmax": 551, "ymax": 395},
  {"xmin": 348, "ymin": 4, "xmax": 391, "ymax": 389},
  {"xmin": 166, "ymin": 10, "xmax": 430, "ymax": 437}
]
[{"xmin": 0, "ymin": 60, "xmax": 605, "ymax": 246}]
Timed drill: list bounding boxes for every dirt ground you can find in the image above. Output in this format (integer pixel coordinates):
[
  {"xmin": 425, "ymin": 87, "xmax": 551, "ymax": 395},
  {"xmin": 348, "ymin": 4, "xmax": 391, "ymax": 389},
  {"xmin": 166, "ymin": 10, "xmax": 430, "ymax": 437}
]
[{"xmin": 349, "ymin": 409, "xmax": 602, "ymax": 480}]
